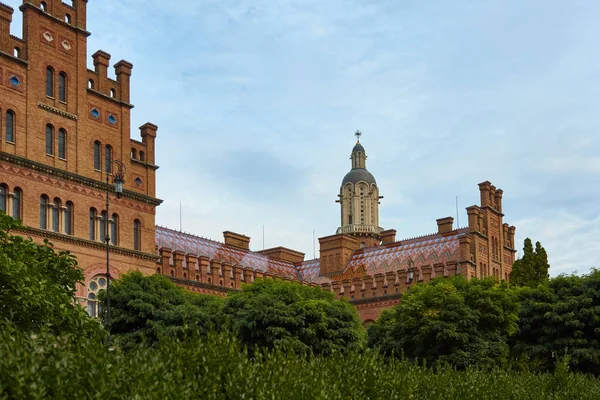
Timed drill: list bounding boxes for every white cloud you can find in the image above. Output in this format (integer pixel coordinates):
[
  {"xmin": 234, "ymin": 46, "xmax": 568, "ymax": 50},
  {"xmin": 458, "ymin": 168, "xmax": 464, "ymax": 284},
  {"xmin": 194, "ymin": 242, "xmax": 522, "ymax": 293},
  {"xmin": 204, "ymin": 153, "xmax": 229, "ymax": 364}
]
[{"xmin": 5, "ymin": 0, "xmax": 600, "ymax": 274}]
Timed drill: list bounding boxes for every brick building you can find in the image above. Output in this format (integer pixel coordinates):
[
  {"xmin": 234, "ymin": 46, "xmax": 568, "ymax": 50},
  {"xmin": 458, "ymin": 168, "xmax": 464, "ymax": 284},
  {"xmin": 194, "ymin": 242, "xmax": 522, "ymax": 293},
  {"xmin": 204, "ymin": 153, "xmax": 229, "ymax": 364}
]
[{"xmin": 0, "ymin": 1, "xmax": 516, "ymax": 322}]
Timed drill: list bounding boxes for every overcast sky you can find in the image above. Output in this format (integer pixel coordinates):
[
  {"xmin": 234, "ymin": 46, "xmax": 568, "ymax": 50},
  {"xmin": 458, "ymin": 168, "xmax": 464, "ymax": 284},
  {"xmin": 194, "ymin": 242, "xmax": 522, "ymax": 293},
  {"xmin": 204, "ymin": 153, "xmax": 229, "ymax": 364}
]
[{"xmin": 10, "ymin": 0, "xmax": 600, "ymax": 276}]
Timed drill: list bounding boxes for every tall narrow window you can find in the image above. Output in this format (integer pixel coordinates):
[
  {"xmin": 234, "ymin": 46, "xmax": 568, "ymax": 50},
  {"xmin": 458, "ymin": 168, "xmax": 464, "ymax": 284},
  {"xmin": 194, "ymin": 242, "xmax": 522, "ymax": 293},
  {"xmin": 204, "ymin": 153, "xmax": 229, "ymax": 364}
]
[
  {"xmin": 65, "ymin": 201, "xmax": 73, "ymax": 235},
  {"xmin": 45, "ymin": 125, "xmax": 54, "ymax": 155},
  {"xmin": 40, "ymin": 195, "xmax": 48, "ymax": 229},
  {"xmin": 99, "ymin": 211, "xmax": 107, "ymax": 242},
  {"xmin": 52, "ymin": 198, "xmax": 61, "ymax": 232},
  {"xmin": 0, "ymin": 185, "xmax": 6, "ymax": 213},
  {"xmin": 93, "ymin": 141, "xmax": 101, "ymax": 170},
  {"xmin": 89, "ymin": 208, "xmax": 97, "ymax": 240},
  {"xmin": 46, "ymin": 67, "xmax": 54, "ymax": 97},
  {"xmin": 12, "ymin": 188, "xmax": 22, "ymax": 220},
  {"xmin": 58, "ymin": 72, "xmax": 66, "ymax": 102},
  {"xmin": 5, "ymin": 111, "xmax": 15, "ymax": 142},
  {"xmin": 133, "ymin": 219, "xmax": 141, "ymax": 250},
  {"xmin": 58, "ymin": 129, "xmax": 66, "ymax": 159},
  {"xmin": 105, "ymin": 145, "xmax": 112, "ymax": 173},
  {"xmin": 110, "ymin": 213, "xmax": 119, "ymax": 245}
]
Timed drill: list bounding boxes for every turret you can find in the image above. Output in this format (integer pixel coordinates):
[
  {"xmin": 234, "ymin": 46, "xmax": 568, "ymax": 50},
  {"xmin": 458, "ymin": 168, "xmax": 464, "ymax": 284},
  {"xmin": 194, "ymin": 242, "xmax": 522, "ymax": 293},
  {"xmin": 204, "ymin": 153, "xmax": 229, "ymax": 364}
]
[{"xmin": 336, "ymin": 131, "xmax": 383, "ymax": 248}]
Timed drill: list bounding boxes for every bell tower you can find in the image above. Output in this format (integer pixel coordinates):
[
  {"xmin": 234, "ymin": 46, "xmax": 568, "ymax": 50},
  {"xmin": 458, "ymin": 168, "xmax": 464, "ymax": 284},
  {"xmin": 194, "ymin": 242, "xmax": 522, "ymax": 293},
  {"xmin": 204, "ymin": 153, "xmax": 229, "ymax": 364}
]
[{"xmin": 335, "ymin": 131, "xmax": 383, "ymax": 248}]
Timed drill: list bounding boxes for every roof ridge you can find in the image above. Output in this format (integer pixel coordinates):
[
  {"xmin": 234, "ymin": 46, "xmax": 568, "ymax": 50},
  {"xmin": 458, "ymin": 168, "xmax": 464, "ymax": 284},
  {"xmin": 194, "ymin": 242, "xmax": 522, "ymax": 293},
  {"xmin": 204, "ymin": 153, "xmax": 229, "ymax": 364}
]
[{"xmin": 156, "ymin": 225, "xmax": 226, "ymax": 246}]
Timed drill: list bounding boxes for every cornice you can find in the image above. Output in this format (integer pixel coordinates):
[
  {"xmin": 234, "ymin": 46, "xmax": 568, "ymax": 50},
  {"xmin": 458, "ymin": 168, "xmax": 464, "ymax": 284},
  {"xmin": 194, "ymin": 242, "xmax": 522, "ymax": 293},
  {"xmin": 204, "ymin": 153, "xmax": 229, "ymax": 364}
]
[
  {"xmin": 131, "ymin": 157, "xmax": 159, "ymax": 170},
  {"xmin": 38, "ymin": 102, "xmax": 78, "ymax": 121},
  {"xmin": 14, "ymin": 225, "xmax": 158, "ymax": 261},
  {"xmin": 0, "ymin": 50, "xmax": 28, "ymax": 66},
  {"xmin": 0, "ymin": 152, "xmax": 163, "ymax": 206},
  {"xmin": 87, "ymin": 87, "xmax": 134, "ymax": 109}
]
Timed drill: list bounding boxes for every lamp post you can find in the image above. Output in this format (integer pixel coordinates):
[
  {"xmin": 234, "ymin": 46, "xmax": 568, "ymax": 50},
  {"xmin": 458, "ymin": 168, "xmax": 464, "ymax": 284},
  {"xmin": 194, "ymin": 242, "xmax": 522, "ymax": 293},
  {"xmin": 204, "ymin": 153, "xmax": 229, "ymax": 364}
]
[
  {"xmin": 105, "ymin": 159, "xmax": 125, "ymax": 345},
  {"xmin": 407, "ymin": 258, "xmax": 415, "ymax": 284}
]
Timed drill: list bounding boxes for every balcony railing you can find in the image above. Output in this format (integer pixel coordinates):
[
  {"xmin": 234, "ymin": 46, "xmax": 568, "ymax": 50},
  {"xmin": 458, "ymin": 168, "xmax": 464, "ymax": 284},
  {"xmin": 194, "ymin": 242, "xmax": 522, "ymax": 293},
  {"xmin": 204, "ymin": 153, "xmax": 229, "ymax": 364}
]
[{"xmin": 336, "ymin": 224, "xmax": 384, "ymax": 235}]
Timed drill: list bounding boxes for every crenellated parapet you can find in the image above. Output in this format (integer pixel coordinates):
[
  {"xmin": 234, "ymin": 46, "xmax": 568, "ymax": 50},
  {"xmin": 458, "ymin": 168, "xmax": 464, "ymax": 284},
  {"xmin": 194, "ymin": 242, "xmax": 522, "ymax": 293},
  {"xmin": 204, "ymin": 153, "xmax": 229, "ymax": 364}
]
[
  {"xmin": 156, "ymin": 246, "xmax": 301, "ymax": 292},
  {"xmin": 320, "ymin": 260, "xmax": 462, "ymax": 303}
]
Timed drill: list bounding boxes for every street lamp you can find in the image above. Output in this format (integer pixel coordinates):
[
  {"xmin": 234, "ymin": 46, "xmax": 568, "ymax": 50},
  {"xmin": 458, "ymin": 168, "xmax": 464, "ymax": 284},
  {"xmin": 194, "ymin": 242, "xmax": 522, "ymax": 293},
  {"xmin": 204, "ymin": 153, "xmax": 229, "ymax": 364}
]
[
  {"xmin": 407, "ymin": 258, "xmax": 415, "ymax": 283},
  {"xmin": 105, "ymin": 159, "xmax": 125, "ymax": 344}
]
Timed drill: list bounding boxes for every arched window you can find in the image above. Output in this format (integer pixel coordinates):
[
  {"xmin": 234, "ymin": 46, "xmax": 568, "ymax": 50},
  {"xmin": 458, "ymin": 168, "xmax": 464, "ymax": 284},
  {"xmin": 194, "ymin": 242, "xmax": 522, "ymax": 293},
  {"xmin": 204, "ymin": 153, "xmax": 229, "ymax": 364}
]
[
  {"xmin": 110, "ymin": 213, "xmax": 119, "ymax": 245},
  {"xmin": 65, "ymin": 14, "xmax": 71, "ymax": 24},
  {"xmin": 5, "ymin": 110, "xmax": 15, "ymax": 143},
  {"xmin": 58, "ymin": 129, "xmax": 66, "ymax": 159},
  {"xmin": 88, "ymin": 79, "xmax": 94, "ymax": 89},
  {"xmin": 40, "ymin": 2, "xmax": 47, "ymax": 12},
  {"xmin": 104, "ymin": 145, "xmax": 112, "ymax": 173},
  {"xmin": 12, "ymin": 187, "xmax": 22, "ymax": 220},
  {"xmin": 87, "ymin": 275, "xmax": 107, "ymax": 318},
  {"xmin": 65, "ymin": 201, "xmax": 73, "ymax": 235},
  {"xmin": 0, "ymin": 184, "xmax": 6, "ymax": 213},
  {"xmin": 133, "ymin": 219, "xmax": 141, "ymax": 250},
  {"xmin": 58, "ymin": 72, "xmax": 67, "ymax": 102},
  {"xmin": 13, "ymin": 47, "xmax": 20, "ymax": 58},
  {"xmin": 99, "ymin": 210, "xmax": 107, "ymax": 242},
  {"xmin": 131, "ymin": 148, "xmax": 137, "ymax": 159},
  {"xmin": 52, "ymin": 198, "xmax": 61, "ymax": 232},
  {"xmin": 139, "ymin": 151, "xmax": 145, "ymax": 161},
  {"xmin": 46, "ymin": 67, "xmax": 54, "ymax": 97},
  {"xmin": 89, "ymin": 208, "xmax": 97, "ymax": 240},
  {"xmin": 40, "ymin": 195, "xmax": 48, "ymax": 229},
  {"xmin": 45, "ymin": 124, "xmax": 54, "ymax": 155},
  {"xmin": 110, "ymin": 88, "xmax": 116, "ymax": 98},
  {"xmin": 93, "ymin": 141, "xmax": 101, "ymax": 170}
]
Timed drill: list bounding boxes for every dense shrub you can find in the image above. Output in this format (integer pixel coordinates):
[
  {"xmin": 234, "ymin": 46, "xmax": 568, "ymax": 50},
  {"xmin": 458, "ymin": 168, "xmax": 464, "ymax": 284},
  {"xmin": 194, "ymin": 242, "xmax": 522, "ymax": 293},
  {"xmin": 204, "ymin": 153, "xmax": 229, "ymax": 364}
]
[
  {"xmin": 368, "ymin": 277, "xmax": 519, "ymax": 368},
  {"xmin": 512, "ymin": 269, "xmax": 600, "ymax": 373},
  {"xmin": 0, "ymin": 212, "xmax": 101, "ymax": 339},
  {"xmin": 102, "ymin": 271, "xmax": 224, "ymax": 348},
  {"xmin": 2, "ymin": 325, "xmax": 600, "ymax": 400},
  {"xmin": 221, "ymin": 279, "xmax": 365, "ymax": 355}
]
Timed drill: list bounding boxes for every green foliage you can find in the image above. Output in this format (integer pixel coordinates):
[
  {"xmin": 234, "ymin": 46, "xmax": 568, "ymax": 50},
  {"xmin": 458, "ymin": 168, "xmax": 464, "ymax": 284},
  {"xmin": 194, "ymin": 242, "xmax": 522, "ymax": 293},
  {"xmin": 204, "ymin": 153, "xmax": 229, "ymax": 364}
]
[
  {"xmin": 368, "ymin": 277, "xmax": 519, "ymax": 368},
  {"xmin": 2, "ymin": 325, "xmax": 600, "ymax": 400},
  {"xmin": 221, "ymin": 278, "xmax": 365, "ymax": 355},
  {"xmin": 101, "ymin": 271, "xmax": 224, "ymax": 348},
  {"xmin": 0, "ymin": 212, "xmax": 101, "ymax": 338},
  {"xmin": 512, "ymin": 269, "xmax": 600, "ymax": 373},
  {"xmin": 511, "ymin": 238, "xmax": 550, "ymax": 287}
]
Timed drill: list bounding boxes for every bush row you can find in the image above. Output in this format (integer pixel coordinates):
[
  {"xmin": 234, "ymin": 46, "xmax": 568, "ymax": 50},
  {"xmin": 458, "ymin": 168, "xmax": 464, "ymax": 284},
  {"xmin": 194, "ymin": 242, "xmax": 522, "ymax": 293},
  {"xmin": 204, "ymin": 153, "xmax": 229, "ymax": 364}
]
[{"xmin": 2, "ymin": 326, "xmax": 600, "ymax": 400}]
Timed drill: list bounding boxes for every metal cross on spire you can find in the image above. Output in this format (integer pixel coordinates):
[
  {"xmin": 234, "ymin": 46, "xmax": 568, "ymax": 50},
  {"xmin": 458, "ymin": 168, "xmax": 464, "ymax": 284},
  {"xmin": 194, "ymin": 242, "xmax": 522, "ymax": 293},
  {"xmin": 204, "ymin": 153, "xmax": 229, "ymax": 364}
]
[{"xmin": 355, "ymin": 130, "xmax": 362, "ymax": 142}]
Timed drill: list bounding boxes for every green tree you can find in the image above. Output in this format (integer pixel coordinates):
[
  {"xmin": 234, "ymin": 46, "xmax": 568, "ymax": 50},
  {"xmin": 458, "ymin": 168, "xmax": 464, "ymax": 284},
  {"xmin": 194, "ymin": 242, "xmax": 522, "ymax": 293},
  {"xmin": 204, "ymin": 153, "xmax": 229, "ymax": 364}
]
[
  {"xmin": 368, "ymin": 277, "xmax": 520, "ymax": 368},
  {"xmin": 512, "ymin": 269, "xmax": 600, "ymax": 373},
  {"xmin": 102, "ymin": 271, "xmax": 223, "ymax": 348},
  {"xmin": 0, "ymin": 212, "xmax": 101, "ymax": 338},
  {"xmin": 221, "ymin": 278, "xmax": 365, "ymax": 355},
  {"xmin": 511, "ymin": 238, "xmax": 550, "ymax": 287}
]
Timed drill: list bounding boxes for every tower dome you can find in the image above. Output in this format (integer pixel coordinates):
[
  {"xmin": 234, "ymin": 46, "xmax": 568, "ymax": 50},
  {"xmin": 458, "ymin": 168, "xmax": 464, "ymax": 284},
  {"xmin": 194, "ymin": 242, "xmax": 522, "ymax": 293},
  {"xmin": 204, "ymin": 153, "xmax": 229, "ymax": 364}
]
[{"xmin": 336, "ymin": 131, "xmax": 383, "ymax": 247}]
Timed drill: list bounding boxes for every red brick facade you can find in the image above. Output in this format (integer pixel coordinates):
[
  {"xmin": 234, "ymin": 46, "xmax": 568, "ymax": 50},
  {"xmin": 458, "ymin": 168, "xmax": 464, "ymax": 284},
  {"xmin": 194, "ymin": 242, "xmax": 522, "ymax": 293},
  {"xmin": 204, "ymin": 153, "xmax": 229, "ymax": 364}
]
[
  {"xmin": 0, "ymin": 1, "xmax": 161, "ymax": 310},
  {"xmin": 0, "ymin": 2, "xmax": 517, "ymax": 322}
]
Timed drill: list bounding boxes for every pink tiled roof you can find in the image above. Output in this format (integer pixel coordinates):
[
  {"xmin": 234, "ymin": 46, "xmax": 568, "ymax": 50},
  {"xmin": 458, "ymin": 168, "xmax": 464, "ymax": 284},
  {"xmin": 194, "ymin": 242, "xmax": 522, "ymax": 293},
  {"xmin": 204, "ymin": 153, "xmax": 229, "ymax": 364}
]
[
  {"xmin": 298, "ymin": 229, "xmax": 468, "ymax": 284},
  {"xmin": 155, "ymin": 226, "xmax": 300, "ymax": 279}
]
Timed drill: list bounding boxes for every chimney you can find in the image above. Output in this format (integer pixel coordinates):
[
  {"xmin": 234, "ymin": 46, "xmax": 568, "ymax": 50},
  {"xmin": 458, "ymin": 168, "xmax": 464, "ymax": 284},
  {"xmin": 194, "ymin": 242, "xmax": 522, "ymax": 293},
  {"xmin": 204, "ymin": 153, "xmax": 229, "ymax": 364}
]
[
  {"xmin": 436, "ymin": 217, "xmax": 454, "ymax": 234},
  {"xmin": 478, "ymin": 181, "xmax": 492, "ymax": 207},
  {"xmin": 72, "ymin": 0, "xmax": 88, "ymax": 30},
  {"xmin": 114, "ymin": 60, "xmax": 133, "ymax": 103},
  {"xmin": 92, "ymin": 50, "xmax": 110, "ymax": 93},
  {"xmin": 223, "ymin": 231, "xmax": 250, "ymax": 251},
  {"xmin": 0, "ymin": 2, "xmax": 13, "ymax": 54},
  {"xmin": 139, "ymin": 123, "xmax": 157, "ymax": 165},
  {"xmin": 318, "ymin": 233, "xmax": 359, "ymax": 276},
  {"xmin": 380, "ymin": 229, "xmax": 397, "ymax": 245}
]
